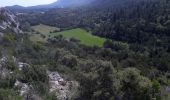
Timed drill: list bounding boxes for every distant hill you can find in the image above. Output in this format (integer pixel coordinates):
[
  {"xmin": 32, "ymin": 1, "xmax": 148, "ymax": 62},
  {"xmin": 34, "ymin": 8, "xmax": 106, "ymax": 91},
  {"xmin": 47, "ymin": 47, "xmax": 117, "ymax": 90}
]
[
  {"xmin": 6, "ymin": 5, "xmax": 24, "ymax": 10},
  {"xmin": 25, "ymin": 0, "xmax": 87, "ymax": 9},
  {"xmin": 6, "ymin": 0, "xmax": 97, "ymax": 11},
  {"xmin": 6, "ymin": 0, "xmax": 144, "ymax": 12}
]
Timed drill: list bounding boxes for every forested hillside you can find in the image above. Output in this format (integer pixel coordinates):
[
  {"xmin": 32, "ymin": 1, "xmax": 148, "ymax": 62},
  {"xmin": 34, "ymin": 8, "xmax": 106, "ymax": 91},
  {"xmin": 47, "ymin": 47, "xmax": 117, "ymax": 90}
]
[{"xmin": 1, "ymin": 0, "xmax": 170, "ymax": 100}]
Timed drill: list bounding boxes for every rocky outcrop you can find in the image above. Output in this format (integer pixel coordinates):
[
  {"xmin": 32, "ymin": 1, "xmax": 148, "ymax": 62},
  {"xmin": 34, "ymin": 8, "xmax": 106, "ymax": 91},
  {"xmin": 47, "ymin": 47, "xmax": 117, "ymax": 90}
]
[
  {"xmin": 14, "ymin": 80, "xmax": 32, "ymax": 96},
  {"xmin": 0, "ymin": 8, "xmax": 22, "ymax": 34},
  {"xmin": 0, "ymin": 55, "xmax": 79, "ymax": 100},
  {"xmin": 0, "ymin": 56, "xmax": 11, "ymax": 79},
  {"xmin": 18, "ymin": 62, "xmax": 30, "ymax": 71},
  {"xmin": 13, "ymin": 68, "xmax": 79, "ymax": 100},
  {"xmin": 47, "ymin": 71, "xmax": 79, "ymax": 100}
]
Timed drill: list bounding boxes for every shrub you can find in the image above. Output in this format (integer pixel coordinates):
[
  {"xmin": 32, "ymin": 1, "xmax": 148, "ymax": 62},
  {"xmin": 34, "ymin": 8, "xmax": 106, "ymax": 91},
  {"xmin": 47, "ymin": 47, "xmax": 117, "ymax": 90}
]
[
  {"xmin": 21, "ymin": 65, "xmax": 48, "ymax": 83},
  {"xmin": 35, "ymin": 31, "xmax": 41, "ymax": 34},
  {"xmin": 6, "ymin": 60, "xmax": 17, "ymax": 71},
  {"xmin": 118, "ymin": 68, "xmax": 152, "ymax": 100},
  {"xmin": 104, "ymin": 40, "xmax": 129, "ymax": 51},
  {"xmin": 152, "ymin": 80, "xmax": 161, "ymax": 99},
  {"xmin": 70, "ymin": 38, "xmax": 80, "ymax": 43},
  {"xmin": 0, "ymin": 89, "xmax": 23, "ymax": 100},
  {"xmin": 61, "ymin": 55, "xmax": 78, "ymax": 68},
  {"xmin": 3, "ymin": 33, "xmax": 17, "ymax": 43},
  {"xmin": 33, "ymin": 43, "xmax": 44, "ymax": 52},
  {"xmin": 40, "ymin": 34, "xmax": 46, "ymax": 38}
]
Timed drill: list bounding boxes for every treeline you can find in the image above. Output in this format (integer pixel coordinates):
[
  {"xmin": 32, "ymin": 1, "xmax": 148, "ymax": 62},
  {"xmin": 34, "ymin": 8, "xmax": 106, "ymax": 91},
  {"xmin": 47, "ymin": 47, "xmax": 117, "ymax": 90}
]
[{"xmin": 17, "ymin": 0, "xmax": 170, "ymax": 71}]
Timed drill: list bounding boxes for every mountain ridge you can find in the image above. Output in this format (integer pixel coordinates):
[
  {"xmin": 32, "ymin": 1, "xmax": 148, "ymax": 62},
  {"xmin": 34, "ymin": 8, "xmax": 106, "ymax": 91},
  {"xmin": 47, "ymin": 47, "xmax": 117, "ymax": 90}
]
[
  {"xmin": 6, "ymin": 0, "xmax": 98, "ymax": 10},
  {"xmin": 6, "ymin": 0, "xmax": 149, "ymax": 11}
]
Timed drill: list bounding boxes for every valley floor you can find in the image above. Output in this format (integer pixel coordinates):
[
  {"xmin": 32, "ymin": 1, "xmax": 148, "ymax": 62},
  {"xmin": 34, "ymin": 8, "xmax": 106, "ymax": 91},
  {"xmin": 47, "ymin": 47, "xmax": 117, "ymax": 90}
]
[{"xmin": 30, "ymin": 24, "xmax": 106, "ymax": 47}]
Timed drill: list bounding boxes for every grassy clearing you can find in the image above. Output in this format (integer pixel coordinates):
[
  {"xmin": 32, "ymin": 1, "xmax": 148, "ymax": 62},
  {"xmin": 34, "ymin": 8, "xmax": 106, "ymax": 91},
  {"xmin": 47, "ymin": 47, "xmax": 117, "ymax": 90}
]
[
  {"xmin": 51, "ymin": 28, "xmax": 106, "ymax": 47},
  {"xmin": 32, "ymin": 24, "xmax": 56, "ymax": 35},
  {"xmin": 31, "ymin": 24, "xmax": 106, "ymax": 47},
  {"xmin": 30, "ymin": 24, "xmax": 56, "ymax": 42}
]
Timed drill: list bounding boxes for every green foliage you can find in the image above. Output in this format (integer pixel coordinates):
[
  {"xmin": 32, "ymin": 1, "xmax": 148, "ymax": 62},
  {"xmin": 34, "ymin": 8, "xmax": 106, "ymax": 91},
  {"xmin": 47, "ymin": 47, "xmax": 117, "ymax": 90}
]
[
  {"xmin": 6, "ymin": 60, "xmax": 18, "ymax": 71},
  {"xmin": 2, "ymin": 1, "xmax": 170, "ymax": 99},
  {"xmin": 54, "ymin": 35, "xmax": 64, "ymax": 40},
  {"xmin": 77, "ymin": 63, "xmax": 155, "ymax": 100},
  {"xmin": 152, "ymin": 80, "xmax": 161, "ymax": 99},
  {"xmin": 0, "ymin": 89, "xmax": 23, "ymax": 100},
  {"xmin": 0, "ymin": 78, "xmax": 15, "ymax": 89},
  {"xmin": 32, "ymin": 81, "xmax": 50, "ymax": 97},
  {"xmin": 60, "ymin": 54, "xmax": 78, "ymax": 68},
  {"xmin": 104, "ymin": 40, "xmax": 129, "ymax": 51},
  {"xmin": 152, "ymin": 80, "xmax": 161, "ymax": 93},
  {"xmin": 32, "ymin": 43, "xmax": 44, "ymax": 52},
  {"xmin": 51, "ymin": 28, "xmax": 106, "ymax": 47},
  {"xmin": 32, "ymin": 24, "xmax": 57, "ymax": 34},
  {"xmin": 70, "ymin": 37, "xmax": 80, "ymax": 43},
  {"xmin": 21, "ymin": 65, "xmax": 48, "ymax": 83},
  {"xmin": 118, "ymin": 68, "xmax": 152, "ymax": 100},
  {"xmin": 3, "ymin": 33, "xmax": 17, "ymax": 43},
  {"xmin": 40, "ymin": 34, "xmax": 46, "ymax": 39},
  {"xmin": 31, "ymin": 25, "xmax": 106, "ymax": 47},
  {"xmin": 44, "ymin": 92, "xmax": 58, "ymax": 100}
]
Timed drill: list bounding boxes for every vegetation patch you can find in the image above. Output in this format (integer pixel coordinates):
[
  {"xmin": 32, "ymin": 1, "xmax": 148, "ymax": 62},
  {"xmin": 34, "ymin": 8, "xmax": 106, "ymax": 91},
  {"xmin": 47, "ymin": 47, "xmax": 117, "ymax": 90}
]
[
  {"xmin": 30, "ymin": 24, "xmax": 57, "ymax": 42},
  {"xmin": 51, "ymin": 28, "xmax": 106, "ymax": 47},
  {"xmin": 31, "ymin": 24, "xmax": 106, "ymax": 47}
]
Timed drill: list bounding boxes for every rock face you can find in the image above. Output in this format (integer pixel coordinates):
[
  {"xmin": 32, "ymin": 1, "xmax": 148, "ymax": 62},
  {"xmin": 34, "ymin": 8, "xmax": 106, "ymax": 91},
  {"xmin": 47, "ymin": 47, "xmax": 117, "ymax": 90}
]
[
  {"xmin": 48, "ymin": 71, "xmax": 79, "ymax": 100},
  {"xmin": 0, "ymin": 57, "xmax": 10, "ymax": 79},
  {"xmin": 0, "ymin": 8, "xmax": 22, "ymax": 34},
  {"xmin": 0, "ymin": 55, "xmax": 79, "ymax": 100},
  {"xmin": 14, "ymin": 80, "xmax": 32, "ymax": 96}
]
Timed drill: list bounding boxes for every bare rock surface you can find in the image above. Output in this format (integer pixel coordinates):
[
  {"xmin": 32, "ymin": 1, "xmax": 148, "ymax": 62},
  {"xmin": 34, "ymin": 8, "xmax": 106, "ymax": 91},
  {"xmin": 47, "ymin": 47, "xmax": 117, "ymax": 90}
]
[
  {"xmin": 48, "ymin": 71, "xmax": 79, "ymax": 100},
  {"xmin": 0, "ymin": 8, "xmax": 22, "ymax": 34}
]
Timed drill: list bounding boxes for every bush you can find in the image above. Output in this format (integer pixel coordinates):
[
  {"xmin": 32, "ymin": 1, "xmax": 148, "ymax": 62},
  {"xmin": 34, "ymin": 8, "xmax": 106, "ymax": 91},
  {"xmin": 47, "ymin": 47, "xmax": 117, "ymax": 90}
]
[
  {"xmin": 118, "ymin": 68, "xmax": 152, "ymax": 100},
  {"xmin": 6, "ymin": 60, "xmax": 18, "ymax": 71},
  {"xmin": 3, "ymin": 33, "xmax": 17, "ymax": 43},
  {"xmin": 21, "ymin": 65, "xmax": 48, "ymax": 83},
  {"xmin": 40, "ymin": 34, "xmax": 46, "ymax": 38},
  {"xmin": 152, "ymin": 80, "xmax": 161, "ymax": 99},
  {"xmin": 54, "ymin": 35, "xmax": 63, "ymax": 40},
  {"xmin": 61, "ymin": 55, "xmax": 78, "ymax": 68},
  {"xmin": 33, "ymin": 43, "xmax": 44, "ymax": 52},
  {"xmin": 35, "ymin": 31, "xmax": 41, "ymax": 34},
  {"xmin": 70, "ymin": 38, "xmax": 80, "ymax": 43},
  {"xmin": 104, "ymin": 40, "xmax": 129, "ymax": 51},
  {"xmin": 0, "ymin": 78, "xmax": 15, "ymax": 89},
  {"xmin": 0, "ymin": 89, "xmax": 23, "ymax": 100}
]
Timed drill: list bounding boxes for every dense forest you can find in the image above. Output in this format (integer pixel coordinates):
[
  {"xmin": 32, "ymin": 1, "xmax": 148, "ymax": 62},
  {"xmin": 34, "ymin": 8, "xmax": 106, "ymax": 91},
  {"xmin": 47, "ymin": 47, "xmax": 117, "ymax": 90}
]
[
  {"xmin": 0, "ymin": 0, "xmax": 170, "ymax": 100},
  {"xmin": 18, "ymin": 0, "xmax": 170, "ymax": 71}
]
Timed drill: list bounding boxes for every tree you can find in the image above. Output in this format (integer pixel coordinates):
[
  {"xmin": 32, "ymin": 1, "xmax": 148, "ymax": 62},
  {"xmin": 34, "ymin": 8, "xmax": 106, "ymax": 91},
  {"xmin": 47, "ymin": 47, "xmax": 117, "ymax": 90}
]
[{"xmin": 118, "ymin": 68, "xmax": 152, "ymax": 100}]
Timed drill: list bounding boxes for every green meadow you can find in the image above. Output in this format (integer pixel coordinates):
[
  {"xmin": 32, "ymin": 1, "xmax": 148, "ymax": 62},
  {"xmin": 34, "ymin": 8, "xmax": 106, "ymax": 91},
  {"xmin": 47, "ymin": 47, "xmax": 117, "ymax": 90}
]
[{"xmin": 31, "ymin": 24, "xmax": 106, "ymax": 47}]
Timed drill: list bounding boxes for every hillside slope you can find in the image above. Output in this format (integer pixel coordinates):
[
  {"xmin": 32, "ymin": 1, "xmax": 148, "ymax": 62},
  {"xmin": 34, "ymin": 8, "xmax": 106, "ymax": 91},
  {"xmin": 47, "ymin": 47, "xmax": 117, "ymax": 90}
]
[{"xmin": 0, "ymin": 8, "xmax": 22, "ymax": 34}]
